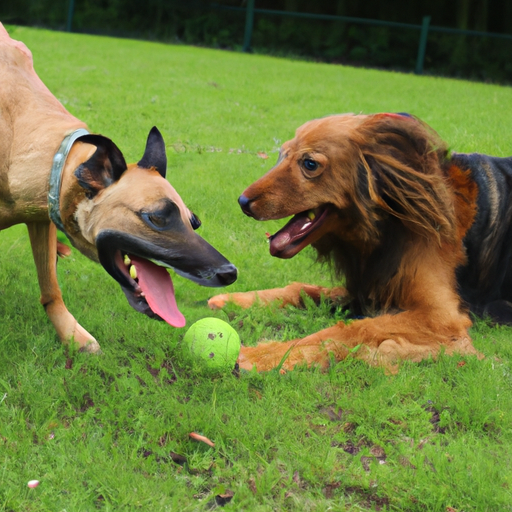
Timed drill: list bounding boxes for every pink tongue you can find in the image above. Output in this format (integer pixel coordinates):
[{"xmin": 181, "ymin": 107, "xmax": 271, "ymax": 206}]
[
  {"xmin": 270, "ymin": 213, "xmax": 311, "ymax": 253},
  {"xmin": 130, "ymin": 256, "xmax": 186, "ymax": 328}
]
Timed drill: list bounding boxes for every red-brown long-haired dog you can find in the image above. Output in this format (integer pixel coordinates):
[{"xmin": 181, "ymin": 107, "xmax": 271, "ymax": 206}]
[{"xmin": 209, "ymin": 113, "xmax": 512, "ymax": 371}]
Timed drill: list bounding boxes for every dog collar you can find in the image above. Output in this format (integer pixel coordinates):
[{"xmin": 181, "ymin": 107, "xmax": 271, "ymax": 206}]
[{"xmin": 48, "ymin": 128, "xmax": 90, "ymax": 235}]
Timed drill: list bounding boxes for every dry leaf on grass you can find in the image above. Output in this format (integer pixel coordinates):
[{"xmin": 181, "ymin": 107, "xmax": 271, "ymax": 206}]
[{"xmin": 189, "ymin": 432, "xmax": 215, "ymax": 447}]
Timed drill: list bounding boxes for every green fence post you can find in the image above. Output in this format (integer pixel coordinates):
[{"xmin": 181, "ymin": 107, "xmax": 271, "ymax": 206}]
[
  {"xmin": 415, "ymin": 15, "xmax": 431, "ymax": 74},
  {"xmin": 66, "ymin": 0, "xmax": 75, "ymax": 32},
  {"xmin": 243, "ymin": 0, "xmax": 255, "ymax": 52}
]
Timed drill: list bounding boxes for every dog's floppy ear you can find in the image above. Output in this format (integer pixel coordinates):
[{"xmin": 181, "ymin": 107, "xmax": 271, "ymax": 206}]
[
  {"xmin": 357, "ymin": 114, "xmax": 455, "ymax": 243},
  {"xmin": 74, "ymin": 134, "xmax": 127, "ymax": 197},
  {"xmin": 137, "ymin": 126, "xmax": 167, "ymax": 178}
]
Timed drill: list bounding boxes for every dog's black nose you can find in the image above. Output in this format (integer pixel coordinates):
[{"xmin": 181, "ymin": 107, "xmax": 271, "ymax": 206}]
[
  {"xmin": 238, "ymin": 194, "xmax": 253, "ymax": 217},
  {"xmin": 217, "ymin": 264, "xmax": 238, "ymax": 286}
]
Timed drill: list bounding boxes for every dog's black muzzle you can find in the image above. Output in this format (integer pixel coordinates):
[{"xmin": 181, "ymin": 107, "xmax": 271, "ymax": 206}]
[{"xmin": 95, "ymin": 229, "xmax": 237, "ymax": 291}]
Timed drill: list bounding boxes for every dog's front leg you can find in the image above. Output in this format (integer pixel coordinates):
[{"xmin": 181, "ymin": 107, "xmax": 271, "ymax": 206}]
[
  {"xmin": 238, "ymin": 310, "xmax": 479, "ymax": 373},
  {"xmin": 238, "ymin": 323, "xmax": 353, "ymax": 372},
  {"xmin": 27, "ymin": 222, "xmax": 100, "ymax": 352},
  {"xmin": 208, "ymin": 282, "xmax": 348, "ymax": 310}
]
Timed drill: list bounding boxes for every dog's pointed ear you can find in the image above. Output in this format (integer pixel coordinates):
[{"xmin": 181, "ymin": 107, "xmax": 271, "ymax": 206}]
[
  {"xmin": 74, "ymin": 134, "xmax": 127, "ymax": 197},
  {"xmin": 137, "ymin": 127, "xmax": 167, "ymax": 178}
]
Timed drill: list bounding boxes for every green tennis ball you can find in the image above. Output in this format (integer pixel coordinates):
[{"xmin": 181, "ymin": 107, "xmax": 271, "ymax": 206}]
[{"xmin": 182, "ymin": 317, "xmax": 241, "ymax": 375}]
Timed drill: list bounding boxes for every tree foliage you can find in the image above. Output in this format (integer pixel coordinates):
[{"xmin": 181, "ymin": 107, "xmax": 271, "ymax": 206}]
[{"xmin": 2, "ymin": 0, "xmax": 511, "ymax": 83}]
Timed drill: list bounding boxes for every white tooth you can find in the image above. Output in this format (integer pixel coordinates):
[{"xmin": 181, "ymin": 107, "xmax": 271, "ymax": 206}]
[
  {"xmin": 130, "ymin": 265, "xmax": 137, "ymax": 280},
  {"xmin": 124, "ymin": 254, "xmax": 131, "ymax": 266},
  {"xmin": 308, "ymin": 211, "xmax": 316, "ymax": 220}
]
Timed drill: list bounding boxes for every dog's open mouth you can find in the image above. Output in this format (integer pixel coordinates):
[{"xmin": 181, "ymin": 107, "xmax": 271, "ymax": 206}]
[
  {"xmin": 269, "ymin": 206, "xmax": 329, "ymax": 258},
  {"xmin": 119, "ymin": 252, "xmax": 186, "ymax": 328},
  {"xmin": 95, "ymin": 229, "xmax": 237, "ymax": 328}
]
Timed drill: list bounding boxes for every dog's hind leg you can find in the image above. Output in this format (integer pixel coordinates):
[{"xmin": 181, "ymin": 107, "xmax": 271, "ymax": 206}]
[
  {"xmin": 56, "ymin": 241, "xmax": 71, "ymax": 258},
  {"xmin": 208, "ymin": 282, "xmax": 348, "ymax": 310},
  {"xmin": 27, "ymin": 222, "xmax": 100, "ymax": 352},
  {"xmin": 482, "ymin": 300, "xmax": 512, "ymax": 325}
]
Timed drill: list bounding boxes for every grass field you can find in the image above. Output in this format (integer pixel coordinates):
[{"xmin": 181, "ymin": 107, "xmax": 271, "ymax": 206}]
[{"xmin": 1, "ymin": 25, "xmax": 512, "ymax": 511}]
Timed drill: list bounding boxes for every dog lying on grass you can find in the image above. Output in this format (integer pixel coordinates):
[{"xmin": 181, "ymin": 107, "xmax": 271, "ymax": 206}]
[
  {"xmin": 209, "ymin": 112, "xmax": 512, "ymax": 371},
  {"xmin": 0, "ymin": 24, "xmax": 237, "ymax": 351}
]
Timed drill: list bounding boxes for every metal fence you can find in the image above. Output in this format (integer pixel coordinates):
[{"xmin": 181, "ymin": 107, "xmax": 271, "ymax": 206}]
[
  {"xmin": 63, "ymin": 0, "xmax": 512, "ymax": 77},
  {"xmin": 234, "ymin": 1, "xmax": 512, "ymax": 75}
]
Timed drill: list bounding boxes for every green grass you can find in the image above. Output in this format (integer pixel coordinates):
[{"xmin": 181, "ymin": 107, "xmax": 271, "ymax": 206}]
[{"xmin": 1, "ymin": 25, "xmax": 512, "ymax": 511}]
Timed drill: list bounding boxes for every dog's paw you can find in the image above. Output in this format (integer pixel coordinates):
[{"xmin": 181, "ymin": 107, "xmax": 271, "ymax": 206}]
[
  {"xmin": 78, "ymin": 339, "xmax": 102, "ymax": 354},
  {"xmin": 69, "ymin": 323, "xmax": 101, "ymax": 353},
  {"xmin": 209, "ymin": 291, "xmax": 260, "ymax": 309},
  {"xmin": 208, "ymin": 294, "xmax": 230, "ymax": 310}
]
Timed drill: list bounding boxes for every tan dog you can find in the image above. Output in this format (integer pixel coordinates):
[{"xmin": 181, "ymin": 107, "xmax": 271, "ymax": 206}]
[
  {"xmin": 207, "ymin": 113, "xmax": 512, "ymax": 372},
  {"xmin": 0, "ymin": 24, "xmax": 237, "ymax": 351}
]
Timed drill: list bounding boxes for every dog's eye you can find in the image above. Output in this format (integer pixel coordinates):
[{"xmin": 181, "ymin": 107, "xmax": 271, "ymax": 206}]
[
  {"xmin": 141, "ymin": 200, "xmax": 182, "ymax": 231},
  {"xmin": 141, "ymin": 211, "xmax": 172, "ymax": 231},
  {"xmin": 190, "ymin": 213, "xmax": 201, "ymax": 230},
  {"xmin": 303, "ymin": 159, "xmax": 319, "ymax": 172},
  {"xmin": 146, "ymin": 214, "xmax": 169, "ymax": 229}
]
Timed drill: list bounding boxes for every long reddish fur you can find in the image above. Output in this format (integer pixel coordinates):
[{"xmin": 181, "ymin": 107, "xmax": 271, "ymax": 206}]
[{"xmin": 209, "ymin": 114, "xmax": 482, "ymax": 371}]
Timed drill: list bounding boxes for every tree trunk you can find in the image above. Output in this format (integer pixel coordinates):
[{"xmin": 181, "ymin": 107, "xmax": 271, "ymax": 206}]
[
  {"xmin": 284, "ymin": 0, "xmax": 299, "ymax": 12},
  {"xmin": 475, "ymin": 0, "xmax": 489, "ymax": 31},
  {"xmin": 457, "ymin": 0, "xmax": 470, "ymax": 29},
  {"xmin": 335, "ymin": 0, "xmax": 346, "ymax": 16}
]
